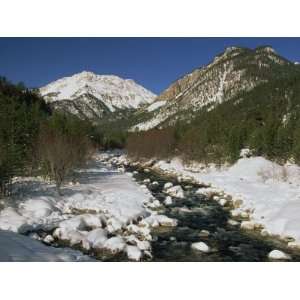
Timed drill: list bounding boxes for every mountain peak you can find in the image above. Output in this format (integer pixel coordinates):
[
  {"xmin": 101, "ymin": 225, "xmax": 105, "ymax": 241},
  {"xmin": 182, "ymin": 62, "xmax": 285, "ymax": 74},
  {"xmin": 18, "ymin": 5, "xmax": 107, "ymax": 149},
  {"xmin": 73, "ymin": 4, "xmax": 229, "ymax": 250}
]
[
  {"xmin": 223, "ymin": 46, "xmax": 244, "ymax": 55},
  {"xmin": 39, "ymin": 72, "xmax": 156, "ymax": 119},
  {"xmin": 255, "ymin": 45, "xmax": 276, "ymax": 54},
  {"xmin": 76, "ymin": 70, "xmax": 97, "ymax": 78}
]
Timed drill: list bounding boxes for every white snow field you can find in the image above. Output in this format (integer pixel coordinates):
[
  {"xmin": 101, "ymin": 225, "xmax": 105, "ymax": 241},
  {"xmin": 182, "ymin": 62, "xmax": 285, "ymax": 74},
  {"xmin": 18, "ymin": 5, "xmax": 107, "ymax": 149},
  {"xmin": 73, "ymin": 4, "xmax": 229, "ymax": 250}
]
[
  {"xmin": 0, "ymin": 153, "xmax": 163, "ymax": 261},
  {"xmin": 0, "ymin": 230, "xmax": 93, "ymax": 262},
  {"xmin": 150, "ymin": 155, "xmax": 300, "ymax": 242}
]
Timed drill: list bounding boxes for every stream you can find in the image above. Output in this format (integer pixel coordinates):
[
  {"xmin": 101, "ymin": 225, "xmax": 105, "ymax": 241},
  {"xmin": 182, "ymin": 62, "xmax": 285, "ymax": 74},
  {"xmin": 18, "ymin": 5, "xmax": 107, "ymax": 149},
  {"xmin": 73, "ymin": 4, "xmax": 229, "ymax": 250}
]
[
  {"xmin": 19, "ymin": 156, "xmax": 300, "ymax": 262},
  {"xmin": 125, "ymin": 164, "xmax": 300, "ymax": 262}
]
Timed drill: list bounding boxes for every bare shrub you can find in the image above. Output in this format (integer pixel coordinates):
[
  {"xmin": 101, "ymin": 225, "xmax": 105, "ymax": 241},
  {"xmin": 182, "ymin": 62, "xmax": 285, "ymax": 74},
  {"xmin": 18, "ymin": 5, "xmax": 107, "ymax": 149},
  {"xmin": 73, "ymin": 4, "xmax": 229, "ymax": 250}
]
[
  {"xmin": 38, "ymin": 123, "xmax": 94, "ymax": 195},
  {"xmin": 126, "ymin": 127, "xmax": 175, "ymax": 160}
]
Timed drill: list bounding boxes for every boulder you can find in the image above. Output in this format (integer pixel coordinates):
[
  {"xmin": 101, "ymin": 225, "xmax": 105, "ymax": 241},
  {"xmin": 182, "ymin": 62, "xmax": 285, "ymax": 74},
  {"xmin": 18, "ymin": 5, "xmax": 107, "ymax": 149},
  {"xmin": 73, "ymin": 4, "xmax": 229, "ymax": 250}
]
[
  {"xmin": 268, "ymin": 250, "xmax": 291, "ymax": 260},
  {"xmin": 191, "ymin": 241, "xmax": 210, "ymax": 253}
]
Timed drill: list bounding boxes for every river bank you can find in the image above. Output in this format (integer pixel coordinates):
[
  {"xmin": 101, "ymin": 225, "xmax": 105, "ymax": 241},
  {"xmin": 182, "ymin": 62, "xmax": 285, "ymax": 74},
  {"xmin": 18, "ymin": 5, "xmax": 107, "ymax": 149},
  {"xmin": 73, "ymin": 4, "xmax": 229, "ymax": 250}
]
[{"xmin": 107, "ymin": 151, "xmax": 300, "ymax": 261}]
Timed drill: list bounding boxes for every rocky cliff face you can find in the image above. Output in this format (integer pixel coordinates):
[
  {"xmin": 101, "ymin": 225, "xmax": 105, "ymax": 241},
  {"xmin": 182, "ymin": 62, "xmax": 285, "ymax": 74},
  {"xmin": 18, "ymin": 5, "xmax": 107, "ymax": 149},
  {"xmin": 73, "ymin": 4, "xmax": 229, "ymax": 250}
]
[
  {"xmin": 132, "ymin": 46, "xmax": 293, "ymax": 131},
  {"xmin": 39, "ymin": 71, "xmax": 156, "ymax": 120}
]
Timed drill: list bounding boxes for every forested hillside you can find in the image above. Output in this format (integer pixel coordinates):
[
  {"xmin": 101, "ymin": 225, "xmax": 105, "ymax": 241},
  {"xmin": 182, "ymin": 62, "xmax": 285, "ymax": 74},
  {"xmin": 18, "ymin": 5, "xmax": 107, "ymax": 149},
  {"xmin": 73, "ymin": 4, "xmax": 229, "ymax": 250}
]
[
  {"xmin": 127, "ymin": 47, "xmax": 300, "ymax": 165},
  {"xmin": 0, "ymin": 78, "xmax": 95, "ymax": 196}
]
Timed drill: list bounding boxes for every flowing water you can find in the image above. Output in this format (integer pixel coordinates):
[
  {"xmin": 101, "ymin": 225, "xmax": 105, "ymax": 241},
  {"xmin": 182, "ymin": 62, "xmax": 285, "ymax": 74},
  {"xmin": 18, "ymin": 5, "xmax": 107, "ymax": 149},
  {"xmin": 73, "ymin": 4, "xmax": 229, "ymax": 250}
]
[{"xmin": 126, "ymin": 165, "xmax": 300, "ymax": 262}]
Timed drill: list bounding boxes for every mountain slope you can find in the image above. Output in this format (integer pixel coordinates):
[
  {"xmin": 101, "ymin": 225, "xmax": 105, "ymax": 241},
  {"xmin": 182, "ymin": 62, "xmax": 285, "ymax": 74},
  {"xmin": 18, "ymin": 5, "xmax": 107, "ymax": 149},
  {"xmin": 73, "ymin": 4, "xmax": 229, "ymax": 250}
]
[
  {"xmin": 127, "ymin": 46, "xmax": 300, "ymax": 165},
  {"xmin": 132, "ymin": 46, "xmax": 296, "ymax": 131},
  {"xmin": 39, "ymin": 71, "xmax": 156, "ymax": 120}
]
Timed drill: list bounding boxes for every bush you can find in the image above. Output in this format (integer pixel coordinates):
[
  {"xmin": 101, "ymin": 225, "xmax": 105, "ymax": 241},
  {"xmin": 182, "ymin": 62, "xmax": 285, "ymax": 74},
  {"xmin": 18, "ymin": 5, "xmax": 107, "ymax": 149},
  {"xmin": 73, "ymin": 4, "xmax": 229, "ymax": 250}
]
[
  {"xmin": 38, "ymin": 113, "xmax": 94, "ymax": 194},
  {"xmin": 126, "ymin": 127, "xmax": 176, "ymax": 160}
]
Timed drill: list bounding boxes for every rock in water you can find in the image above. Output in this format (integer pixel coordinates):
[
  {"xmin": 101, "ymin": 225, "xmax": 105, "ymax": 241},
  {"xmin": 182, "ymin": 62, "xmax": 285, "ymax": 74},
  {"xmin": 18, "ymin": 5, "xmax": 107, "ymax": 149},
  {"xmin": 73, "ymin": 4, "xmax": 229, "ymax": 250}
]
[
  {"xmin": 164, "ymin": 196, "xmax": 173, "ymax": 205},
  {"xmin": 191, "ymin": 242, "xmax": 210, "ymax": 253},
  {"xmin": 199, "ymin": 230, "xmax": 210, "ymax": 237},
  {"xmin": 163, "ymin": 182, "xmax": 173, "ymax": 190},
  {"xmin": 268, "ymin": 250, "xmax": 291, "ymax": 260}
]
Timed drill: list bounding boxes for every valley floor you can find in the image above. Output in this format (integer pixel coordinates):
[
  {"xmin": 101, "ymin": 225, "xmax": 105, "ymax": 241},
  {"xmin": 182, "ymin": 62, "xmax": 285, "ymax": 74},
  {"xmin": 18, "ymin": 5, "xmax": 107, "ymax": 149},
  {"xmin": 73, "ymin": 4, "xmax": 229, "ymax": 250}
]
[{"xmin": 1, "ymin": 151, "xmax": 300, "ymax": 261}]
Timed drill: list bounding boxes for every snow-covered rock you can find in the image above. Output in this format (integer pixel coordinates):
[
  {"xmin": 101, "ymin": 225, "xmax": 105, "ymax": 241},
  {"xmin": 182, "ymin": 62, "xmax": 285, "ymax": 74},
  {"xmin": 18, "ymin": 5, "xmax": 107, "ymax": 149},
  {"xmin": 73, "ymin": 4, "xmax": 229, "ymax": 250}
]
[
  {"xmin": 59, "ymin": 216, "xmax": 87, "ymax": 231},
  {"xmin": 287, "ymin": 241, "xmax": 300, "ymax": 250},
  {"xmin": 240, "ymin": 221, "xmax": 258, "ymax": 230},
  {"xmin": 164, "ymin": 196, "xmax": 173, "ymax": 206},
  {"xmin": 126, "ymin": 224, "xmax": 152, "ymax": 241},
  {"xmin": 106, "ymin": 218, "xmax": 123, "ymax": 233},
  {"xmin": 86, "ymin": 228, "xmax": 108, "ymax": 249},
  {"xmin": 0, "ymin": 207, "xmax": 30, "ymax": 233},
  {"xmin": 103, "ymin": 236, "xmax": 126, "ymax": 254},
  {"xmin": 268, "ymin": 250, "xmax": 291, "ymax": 260},
  {"xmin": 199, "ymin": 230, "xmax": 210, "ymax": 237},
  {"xmin": 191, "ymin": 242, "xmax": 211, "ymax": 253},
  {"xmin": 240, "ymin": 148, "xmax": 252, "ymax": 158},
  {"xmin": 163, "ymin": 182, "xmax": 173, "ymax": 189},
  {"xmin": 126, "ymin": 245, "xmax": 142, "ymax": 261},
  {"xmin": 19, "ymin": 198, "xmax": 56, "ymax": 219},
  {"xmin": 142, "ymin": 214, "xmax": 177, "ymax": 227},
  {"xmin": 196, "ymin": 187, "xmax": 220, "ymax": 198},
  {"xmin": 219, "ymin": 198, "xmax": 227, "ymax": 206},
  {"xmin": 43, "ymin": 235, "xmax": 54, "ymax": 244},
  {"xmin": 53, "ymin": 227, "xmax": 88, "ymax": 247},
  {"xmin": 228, "ymin": 219, "xmax": 239, "ymax": 226},
  {"xmin": 230, "ymin": 209, "xmax": 242, "ymax": 218},
  {"xmin": 260, "ymin": 229, "xmax": 271, "ymax": 237},
  {"xmin": 146, "ymin": 199, "xmax": 161, "ymax": 209},
  {"xmin": 165, "ymin": 185, "xmax": 184, "ymax": 198}
]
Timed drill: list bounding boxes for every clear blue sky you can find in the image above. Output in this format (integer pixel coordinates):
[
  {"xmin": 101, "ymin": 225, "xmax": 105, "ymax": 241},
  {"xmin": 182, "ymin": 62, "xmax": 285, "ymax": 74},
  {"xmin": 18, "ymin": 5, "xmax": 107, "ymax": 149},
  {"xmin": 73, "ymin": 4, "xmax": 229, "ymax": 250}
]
[{"xmin": 1, "ymin": 38, "xmax": 300, "ymax": 94}]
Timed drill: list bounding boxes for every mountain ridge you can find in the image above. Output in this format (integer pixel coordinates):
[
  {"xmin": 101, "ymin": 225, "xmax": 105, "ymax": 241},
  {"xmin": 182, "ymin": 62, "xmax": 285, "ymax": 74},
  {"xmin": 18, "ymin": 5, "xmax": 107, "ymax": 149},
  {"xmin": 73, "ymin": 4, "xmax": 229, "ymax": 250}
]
[{"xmin": 131, "ymin": 46, "xmax": 296, "ymax": 131}]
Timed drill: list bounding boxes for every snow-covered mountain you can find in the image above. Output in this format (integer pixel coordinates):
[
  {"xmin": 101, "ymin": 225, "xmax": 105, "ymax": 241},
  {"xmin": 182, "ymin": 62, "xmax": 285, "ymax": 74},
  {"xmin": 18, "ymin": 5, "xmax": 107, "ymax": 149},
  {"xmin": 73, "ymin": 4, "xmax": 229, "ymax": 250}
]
[
  {"xmin": 132, "ymin": 46, "xmax": 293, "ymax": 131},
  {"xmin": 40, "ymin": 71, "xmax": 156, "ymax": 120}
]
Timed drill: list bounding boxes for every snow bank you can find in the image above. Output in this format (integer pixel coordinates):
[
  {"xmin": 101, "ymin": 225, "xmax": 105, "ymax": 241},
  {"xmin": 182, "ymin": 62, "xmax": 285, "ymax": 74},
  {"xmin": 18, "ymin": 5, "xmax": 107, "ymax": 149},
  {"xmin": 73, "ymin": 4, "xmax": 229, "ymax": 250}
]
[
  {"xmin": 0, "ymin": 208, "xmax": 30, "ymax": 233},
  {"xmin": 0, "ymin": 154, "xmax": 157, "ymax": 260},
  {"xmin": 153, "ymin": 156, "xmax": 300, "ymax": 242},
  {"xmin": 0, "ymin": 156, "xmax": 150, "ymax": 235}
]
